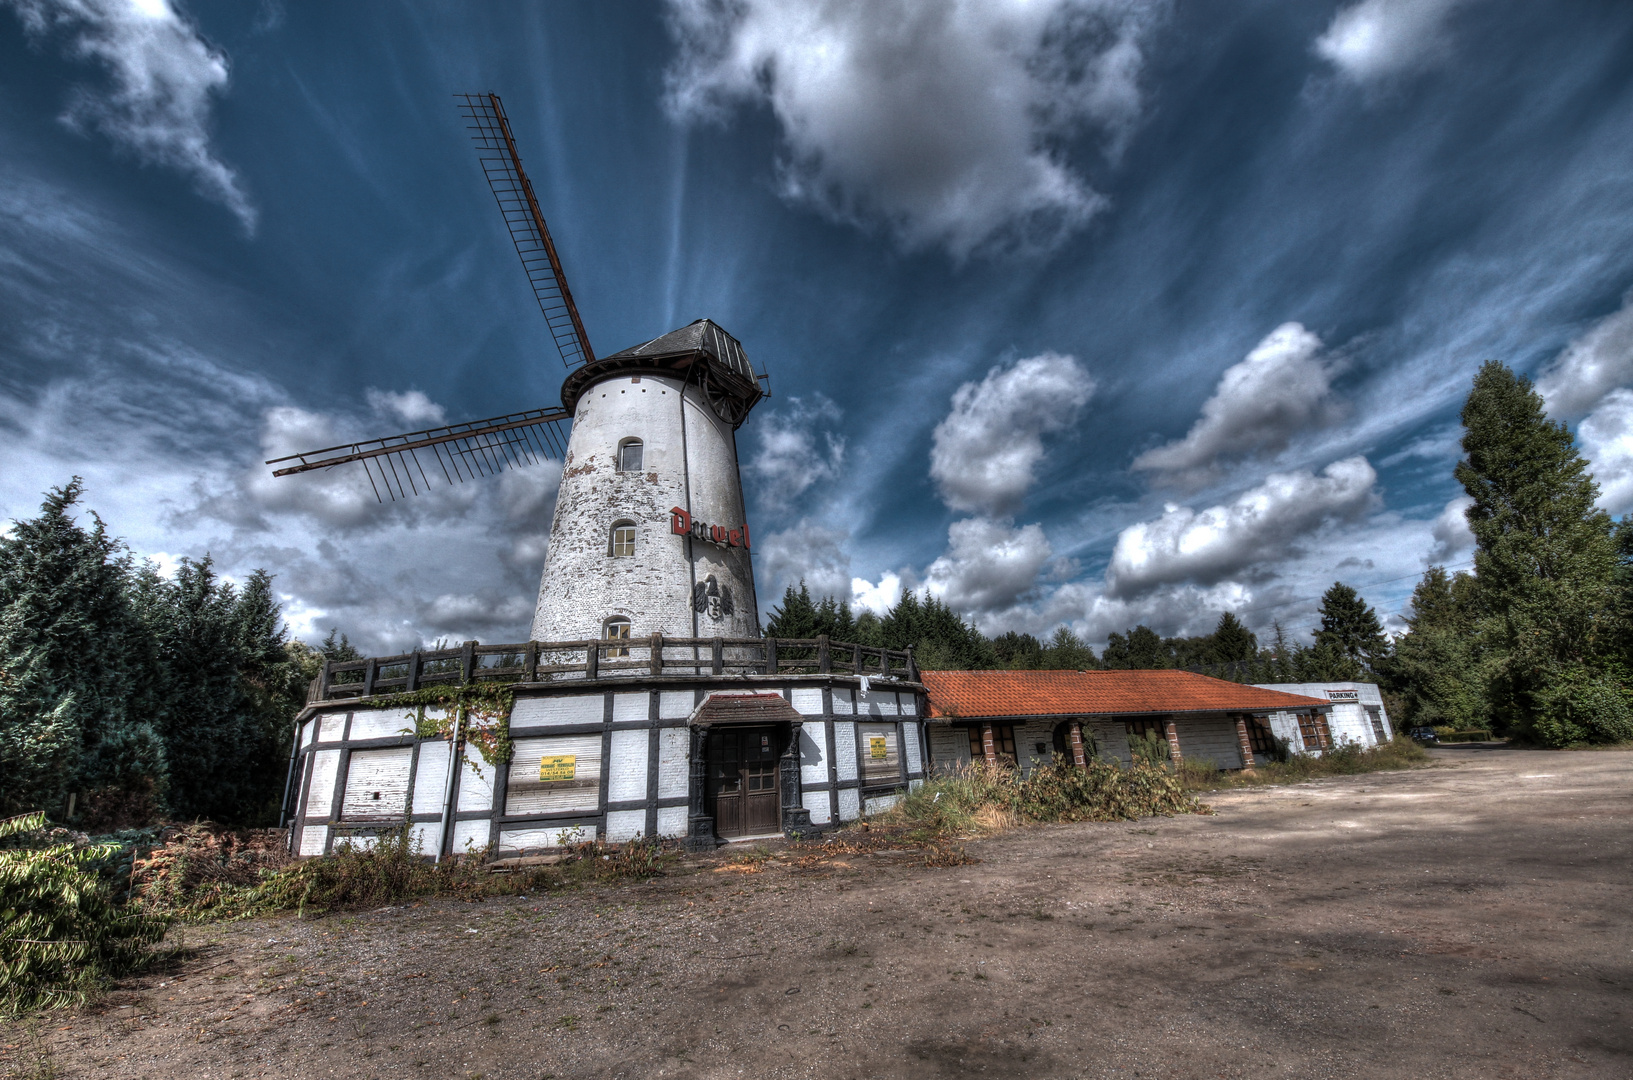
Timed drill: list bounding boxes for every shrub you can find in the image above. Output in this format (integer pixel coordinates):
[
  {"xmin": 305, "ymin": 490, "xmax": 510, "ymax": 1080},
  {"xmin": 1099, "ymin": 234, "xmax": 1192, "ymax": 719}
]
[
  {"xmin": 1532, "ymin": 668, "xmax": 1633, "ymax": 747},
  {"xmin": 887, "ymin": 759, "xmax": 1203, "ymax": 838},
  {"xmin": 0, "ymin": 812, "xmax": 168, "ymax": 1015}
]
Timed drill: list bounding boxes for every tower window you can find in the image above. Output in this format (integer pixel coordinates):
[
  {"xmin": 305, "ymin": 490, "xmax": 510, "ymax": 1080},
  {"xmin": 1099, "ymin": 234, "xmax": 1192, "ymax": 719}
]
[
  {"xmin": 609, "ymin": 522, "xmax": 636, "ymax": 557},
  {"xmin": 603, "ymin": 618, "xmax": 631, "ymax": 658},
  {"xmin": 617, "ymin": 438, "xmax": 643, "ymax": 472}
]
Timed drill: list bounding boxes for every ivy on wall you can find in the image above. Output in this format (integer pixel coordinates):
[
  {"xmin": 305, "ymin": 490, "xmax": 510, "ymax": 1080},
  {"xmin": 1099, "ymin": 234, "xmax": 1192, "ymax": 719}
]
[{"xmin": 358, "ymin": 683, "xmax": 516, "ymax": 769}]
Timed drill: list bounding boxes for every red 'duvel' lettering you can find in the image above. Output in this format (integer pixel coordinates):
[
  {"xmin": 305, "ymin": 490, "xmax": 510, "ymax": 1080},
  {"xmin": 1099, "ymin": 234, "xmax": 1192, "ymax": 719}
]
[{"xmin": 670, "ymin": 507, "xmax": 691, "ymax": 535}]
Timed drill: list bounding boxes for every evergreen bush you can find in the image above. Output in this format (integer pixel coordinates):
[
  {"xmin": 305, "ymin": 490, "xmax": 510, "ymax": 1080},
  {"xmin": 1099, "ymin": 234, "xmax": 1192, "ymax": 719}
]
[{"xmin": 0, "ymin": 812, "xmax": 167, "ymax": 1016}]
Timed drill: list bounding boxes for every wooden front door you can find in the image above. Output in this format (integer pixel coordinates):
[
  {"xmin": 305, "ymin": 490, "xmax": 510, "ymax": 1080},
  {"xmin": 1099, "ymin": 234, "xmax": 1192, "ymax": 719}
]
[{"xmin": 708, "ymin": 727, "xmax": 781, "ymax": 838}]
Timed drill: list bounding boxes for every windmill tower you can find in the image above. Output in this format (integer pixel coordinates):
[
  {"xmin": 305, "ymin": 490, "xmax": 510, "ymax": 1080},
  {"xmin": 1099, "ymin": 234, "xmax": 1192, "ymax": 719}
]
[{"xmin": 266, "ymin": 95, "xmax": 768, "ymax": 643}]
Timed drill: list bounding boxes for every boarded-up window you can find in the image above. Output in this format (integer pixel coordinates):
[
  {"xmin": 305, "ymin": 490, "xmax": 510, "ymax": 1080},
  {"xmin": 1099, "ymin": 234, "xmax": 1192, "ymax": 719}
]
[
  {"xmin": 967, "ymin": 724, "xmax": 1016, "ymax": 764},
  {"xmin": 1246, "ymin": 715, "xmax": 1277, "ymax": 755},
  {"xmin": 1298, "ymin": 712, "xmax": 1332, "ymax": 751},
  {"xmin": 341, "ymin": 747, "xmax": 413, "ymax": 820},
  {"xmin": 506, "ymin": 735, "xmax": 602, "ymax": 815},
  {"xmin": 859, "ymin": 723, "xmax": 900, "ymax": 785},
  {"xmin": 1366, "ymin": 707, "xmax": 1387, "ymax": 742}
]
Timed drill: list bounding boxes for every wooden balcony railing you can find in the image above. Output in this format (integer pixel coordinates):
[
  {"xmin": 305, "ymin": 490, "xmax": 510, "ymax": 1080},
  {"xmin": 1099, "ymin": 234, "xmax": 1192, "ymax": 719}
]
[{"xmin": 310, "ymin": 635, "xmax": 918, "ymax": 703}]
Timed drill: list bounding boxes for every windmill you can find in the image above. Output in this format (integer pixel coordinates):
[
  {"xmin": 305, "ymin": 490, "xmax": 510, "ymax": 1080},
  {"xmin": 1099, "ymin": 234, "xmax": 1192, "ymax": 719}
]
[{"xmin": 267, "ymin": 93, "xmax": 770, "ymax": 643}]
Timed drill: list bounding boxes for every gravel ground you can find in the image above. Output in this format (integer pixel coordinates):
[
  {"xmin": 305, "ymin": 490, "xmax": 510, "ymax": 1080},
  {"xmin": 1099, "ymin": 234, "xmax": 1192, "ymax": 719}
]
[{"xmin": 5, "ymin": 745, "xmax": 1629, "ymax": 1079}]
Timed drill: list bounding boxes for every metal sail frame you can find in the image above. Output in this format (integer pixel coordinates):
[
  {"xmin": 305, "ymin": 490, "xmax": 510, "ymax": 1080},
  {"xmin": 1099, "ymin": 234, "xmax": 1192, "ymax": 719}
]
[
  {"xmin": 265, "ymin": 407, "xmax": 571, "ymax": 502},
  {"xmin": 455, "ymin": 92, "xmax": 595, "ymax": 370},
  {"xmin": 268, "ymin": 92, "xmax": 596, "ymax": 502}
]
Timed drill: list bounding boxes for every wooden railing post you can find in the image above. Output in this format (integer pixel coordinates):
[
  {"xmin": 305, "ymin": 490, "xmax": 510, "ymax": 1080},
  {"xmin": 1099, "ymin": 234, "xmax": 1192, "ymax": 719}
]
[
  {"xmin": 817, "ymin": 635, "xmax": 830, "ymax": 673},
  {"xmin": 586, "ymin": 641, "xmax": 599, "ymax": 680},
  {"xmin": 906, "ymin": 646, "xmax": 918, "ymax": 682},
  {"xmin": 362, "ymin": 657, "xmax": 377, "ymax": 697},
  {"xmin": 406, "ymin": 651, "xmax": 421, "ymax": 692},
  {"xmin": 712, "ymin": 637, "xmax": 724, "ymax": 675},
  {"xmin": 852, "ymin": 643, "xmax": 862, "ymax": 674},
  {"xmin": 524, "ymin": 641, "xmax": 539, "ymax": 682},
  {"xmin": 764, "ymin": 637, "xmax": 778, "ymax": 675},
  {"xmin": 461, "ymin": 640, "xmax": 476, "ymax": 683},
  {"xmin": 319, "ymin": 658, "xmax": 332, "ymax": 700},
  {"xmin": 650, "ymin": 633, "xmax": 663, "ymax": 677}
]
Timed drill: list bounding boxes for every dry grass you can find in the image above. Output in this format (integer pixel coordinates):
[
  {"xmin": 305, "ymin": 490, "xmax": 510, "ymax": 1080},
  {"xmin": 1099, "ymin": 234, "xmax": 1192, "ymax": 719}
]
[{"xmin": 1174, "ymin": 737, "xmax": 1431, "ymax": 791}]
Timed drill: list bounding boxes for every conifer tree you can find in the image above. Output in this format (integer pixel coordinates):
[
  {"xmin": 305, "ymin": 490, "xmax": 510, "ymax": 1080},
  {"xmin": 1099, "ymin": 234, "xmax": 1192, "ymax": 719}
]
[
  {"xmin": 1040, "ymin": 626, "xmax": 1098, "ymax": 670},
  {"xmin": 1314, "ymin": 582, "xmax": 1387, "ymax": 675},
  {"xmin": 1210, "ymin": 612, "xmax": 1258, "ymax": 665},
  {"xmin": 1456, "ymin": 362, "xmax": 1622, "ymax": 740},
  {"xmin": 0, "ymin": 481, "xmax": 160, "ymax": 817},
  {"xmin": 1388, "ymin": 566, "xmax": 1488, "ymax": 729},
  {"xmin": 764, "ymin": 581, "xmax": 820, "ymax": 639}
]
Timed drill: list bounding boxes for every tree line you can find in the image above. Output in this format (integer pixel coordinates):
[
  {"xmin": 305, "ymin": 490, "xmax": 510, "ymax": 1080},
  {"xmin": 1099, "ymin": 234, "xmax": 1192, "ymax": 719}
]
[
  {"xmin": 769, "ymin": 362, "xmax": 1633, "ymax": 748},
  {"xmin": 0, "ymin": 480, "xmax": 358, "ymax": 828}
]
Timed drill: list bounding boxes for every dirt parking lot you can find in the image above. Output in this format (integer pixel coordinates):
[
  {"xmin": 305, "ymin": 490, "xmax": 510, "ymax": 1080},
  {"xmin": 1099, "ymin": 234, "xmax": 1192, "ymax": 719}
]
[{"xmin": 8, "ymin": 746, "xmax": 1629, "ymax": 1080}]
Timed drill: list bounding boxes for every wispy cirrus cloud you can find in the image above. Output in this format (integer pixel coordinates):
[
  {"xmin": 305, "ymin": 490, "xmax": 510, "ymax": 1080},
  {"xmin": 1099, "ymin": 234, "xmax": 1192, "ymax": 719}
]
[{"xmin": 3, "ymin": 0, "xmax": 256, "ymax": 230}]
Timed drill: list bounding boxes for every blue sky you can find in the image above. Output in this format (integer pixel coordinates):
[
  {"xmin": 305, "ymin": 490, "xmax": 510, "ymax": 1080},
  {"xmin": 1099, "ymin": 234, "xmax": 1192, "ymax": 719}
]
[{"xmin": 2, "ymin": 0, "xmax": 1632, "ymax": 655}]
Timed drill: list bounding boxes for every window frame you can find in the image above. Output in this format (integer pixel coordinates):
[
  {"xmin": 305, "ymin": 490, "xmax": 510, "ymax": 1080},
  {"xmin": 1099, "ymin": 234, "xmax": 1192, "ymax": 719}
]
[
  {"xmin": 966, "ymin": 724, "xmax": 1016, "ymax": 764},
  {"xmin": 608, "ymin": 520, "xmax": 637, "ymax": 558},
  {"xmin": 1297, "ymin": 711, "xmax": 1332, "ymax": 751},
  {"xmin": 602, "ymin": 617, "xmax": 632, "ymax": 658},
  {"xmin": 616, "ymin": 438, "xmax": 644, "ymax": 473}
]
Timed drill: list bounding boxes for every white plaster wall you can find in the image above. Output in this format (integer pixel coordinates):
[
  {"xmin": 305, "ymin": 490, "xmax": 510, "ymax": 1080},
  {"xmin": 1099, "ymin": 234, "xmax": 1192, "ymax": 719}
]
[
  {"xmin": 531, "ymin": 373, "xmax": 759, "ymax": 642},
  {"xmin": 657, "ymin": 728, "xmax": 689, "ymax": 799},
  {"xmin": 656, "ymin": 805, "xmax": 689, "ymax": 839},
  {"xmin": 605, "ymin": 809, "xmax": 646, "ymax": 842},
  {"xmin": 659, "ymin": 690, "xmax": 696, "ymax": 718},
  {"xmin": 803, "ymin": 789, "xmax": 832, "ymax": 826},
  {"xmin": 864, "ymin": 794, "xmax": 900, "ymax": 815},
  {"xmin": 499, "ymin": 824, "xmax": 595, "ymax": 851},
  {"xmin": 304, "ymin": 749, "xmax": 340, "ymax": 816},
  {"xmin": 317, "ymin": 713, "xmax": 346, "ymax": 742},
  {"xmin": 791, "ymin": 688, "xmax": 823, "ymax": 715},
  {"xmin": 349, "ymin": 709, "xmax": 411, "ymax": 741},
  {"xmin": 903, "ymin": 723, "xmax": 922, "ymax": 775},
  {"xmin": 837, "ymin": 787, "xmax": 860, "ymax": 822},
  {"xmin": 451, "ymin": 819, "xmax": 489, "ymax": 854},
  {"xmin": 298, "ymin": 825, "xmax": 328, "ymax": 857},
  {"xmin": 1256, "ymin": 683, "xmax": 1390, "ymax": 747},
  {"xmin": 409, "ymin": 822, "xmax": 441, "ymax": 857},
  {"xmin": 512, "ymin": 695, "xmax": 603, "ymax": 728},
  {"xmin": 834, "ymin": 722, "xmax": 858, "ymax": 781},
  {"xmin": 455, "ymin": 745, "xmax": 495, "ymax": 812},
  {"xmin": 411, "ymin": 742, "xmax": 451, "ymax": 816},
  {"xmin": 800, "ymin": 723, "xmax": 829, "ymax": 787},
  {"xmin": 607, "ymin": 730, "xmax": 649, "ymax": 802}
]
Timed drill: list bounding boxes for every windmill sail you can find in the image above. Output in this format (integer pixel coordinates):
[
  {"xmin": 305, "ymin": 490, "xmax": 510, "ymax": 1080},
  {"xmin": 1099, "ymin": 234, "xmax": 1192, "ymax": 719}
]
[
  {"xmin": 265, "ymin": 407, "xmax": 570, "ymax": 502},
  {"xmin": 456, "ymin": 92, "xmax": 595, "ymax": 370}
]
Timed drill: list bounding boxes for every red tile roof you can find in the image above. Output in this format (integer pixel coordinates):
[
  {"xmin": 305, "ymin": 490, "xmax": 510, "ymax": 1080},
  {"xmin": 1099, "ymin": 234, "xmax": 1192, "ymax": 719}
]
[{"xmin": 920, "ymin": 669, "xmax": 1329, "ymax": 719}]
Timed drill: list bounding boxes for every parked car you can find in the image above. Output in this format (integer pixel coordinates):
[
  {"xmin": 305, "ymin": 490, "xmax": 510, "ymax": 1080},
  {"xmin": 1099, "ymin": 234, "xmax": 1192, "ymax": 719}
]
[{"xmin": 1409, "ymin": 726, "xmax": 1439, "ymax": 743}]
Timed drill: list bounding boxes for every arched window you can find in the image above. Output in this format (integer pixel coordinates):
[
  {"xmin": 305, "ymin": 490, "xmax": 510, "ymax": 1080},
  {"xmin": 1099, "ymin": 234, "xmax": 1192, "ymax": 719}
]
[
  {"xmin": 617, "ymin": 438, "xmax": 643, "ymax": 473},
  {"xmin": 609, "ymin": 520, "xmax": 636, "ymax": 557},
  {"xmin": 603, "ymin": 617, "xmax": 631, "ymax": 658}
]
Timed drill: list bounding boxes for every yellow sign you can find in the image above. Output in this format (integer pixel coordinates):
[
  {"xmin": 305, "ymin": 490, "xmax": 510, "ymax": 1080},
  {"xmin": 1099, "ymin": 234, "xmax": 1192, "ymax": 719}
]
[
  {"xmin": 868, "ymin": 736, "xmax": 888, "ymax": 760},
  {"xmin": 538, "ymin": 755, "xmax": 577, "ymax": 782}
]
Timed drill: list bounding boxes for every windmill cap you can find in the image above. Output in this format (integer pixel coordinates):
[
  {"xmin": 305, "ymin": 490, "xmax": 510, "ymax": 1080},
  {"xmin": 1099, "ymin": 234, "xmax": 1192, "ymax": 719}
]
[{"xmin": 560, "ymin": 318, "xmax": 766, "ymax": 422}]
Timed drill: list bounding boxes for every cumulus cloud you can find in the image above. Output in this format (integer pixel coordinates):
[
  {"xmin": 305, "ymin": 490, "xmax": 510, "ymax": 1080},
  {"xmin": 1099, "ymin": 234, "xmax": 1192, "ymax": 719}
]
[
  {"xmin": 1132, "ymin": 323, "xmax": 1339, "ymax": 487},
  {"xmin": 930, "ymin": 352, "xmax": 1093, "ymax": 516},
  {"xmin": 1428, "ymin": 494, "xmax": 1475, "ymax": 562},
  {"xmin": 4, "ymin": 0, "xmax": 257, "ymax": 231},
  {"xmin": 1314, "ymin": 0, "xmax": 1471, "ymax": 84},
  {"xmin": 851, "ymin": 572, "xmax": 903, "ymax": 618},
  {"xmin": 748, "ymin": 394, "xmax": 845, "ymax": 509},
  {"xmin": 1577, "ymin": 390, "xmax": 1633, "ymax": 516},
  {"xmin": 924, "ymin": 517, "xmax": 1054, "ymax": 613},
  {"xmin": 1106, "ymin": 456, "xmax": 1378, "ymax": 596},
  {"xmin": 663, "ymin": 0, "xmax": 1164, "ymax": 258},
  {"xmin": 755, "ymin": 520, "xmax": 852, "ymax": 610},
  {"xmin": 1535, "ymin": 292, "xmax": 1633, "ymax": 420}
]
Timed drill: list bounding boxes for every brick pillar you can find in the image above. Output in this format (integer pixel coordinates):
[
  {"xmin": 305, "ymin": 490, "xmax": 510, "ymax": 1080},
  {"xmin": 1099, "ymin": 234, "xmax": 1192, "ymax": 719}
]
[
  {"xmin": 1164, "ymin": 718, "xmax": 1182, "ymax": 764},
  {"xmin": 1234, "ymin": 715, "xmax": 1257, "ymax": 772},
  {"xmin": 1069, "ymin": 721, "xmax": 1087, "ymax": 767},
  {"xmin": 981, "ymin": 721, "xmax": 997, "ymax": 766}
]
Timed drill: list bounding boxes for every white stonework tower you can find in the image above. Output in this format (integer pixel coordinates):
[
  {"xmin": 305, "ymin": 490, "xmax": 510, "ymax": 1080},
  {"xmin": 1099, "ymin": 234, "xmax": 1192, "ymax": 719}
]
[{"xmin": 530, "ymin": 320, "xmax": 764, "ymax": 643}]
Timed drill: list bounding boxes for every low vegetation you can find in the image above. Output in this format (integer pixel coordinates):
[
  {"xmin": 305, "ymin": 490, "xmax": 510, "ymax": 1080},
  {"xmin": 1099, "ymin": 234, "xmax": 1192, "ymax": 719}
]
[
  {"xmin": 1172, "ymin": 737, "xmax": 1430, "ymax": 791},
  {"xmin": 880, "ymin": 759, "xmax": 1205, "ymax": 840},
  {"xmin": 0, "ymin": 812, "xmax": 167, "ymax": 1017}
]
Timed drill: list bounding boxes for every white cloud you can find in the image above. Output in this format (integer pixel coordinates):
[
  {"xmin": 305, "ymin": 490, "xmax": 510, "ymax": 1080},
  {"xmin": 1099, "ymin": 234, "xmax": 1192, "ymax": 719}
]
[
  {"xmin": 1314, "ymin": 0, "xmax": 1470, "ymax": 84},
  {"xmin": 1106, "ymin": 456, "xmax": 1378, "ymax": 596},
  {"xmin": 4, "ymin": 0, "xmax": 257, "ymax": 231},
  {"xmin": 851, "ymin": 572, "xmax": 903, "ymax": 617},
  {"xmin": 1536, "ymin": 292, "xmax": 1633, "ymax": 420},
  {"xmin": 755, "ymin": 520, "xmax": 852, "ymax": 611},
  {"xmin": 1577, "ymin": 389, "xmax": 1633, "ymax": 516},
  {"xmin": 925, "ymin": 517, "xmax": 1054, "ymax": 614},
  {"xmin": 1132, "ymin": 322, "xmax": 1339, "ymax": 487},
  {"xmin": 930, "ymin": 352, "xmax": 1093, "ymax": 516},
  {"xmin": 366, "ymin": 388, "xmax": 447, "ymax": 428},
  {"xmin": 748, "ymin": 394, "xmax": 845, "ymax": 509},
  {"xmin": 1428, "ymin": 494, "xmax": 1475, "ymax": 562},
  {"xmin": 663, "ymin": 0, "xmax": 1164, "ymax": 259}
]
